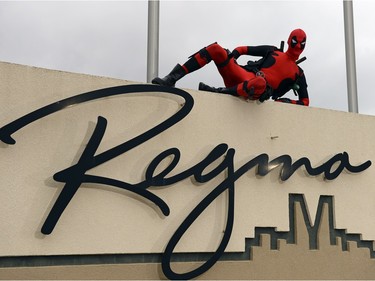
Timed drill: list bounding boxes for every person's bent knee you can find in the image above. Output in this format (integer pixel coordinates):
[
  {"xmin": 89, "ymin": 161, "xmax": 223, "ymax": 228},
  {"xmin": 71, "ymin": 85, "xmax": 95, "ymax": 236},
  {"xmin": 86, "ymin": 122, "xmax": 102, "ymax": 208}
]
[
  {"xmin": 238, "ymin": 77, "xmax": 267, "ymax": 99},
  {"xmin": 206, "ymin": 42, "xmax": 229, "ymax": 64}
]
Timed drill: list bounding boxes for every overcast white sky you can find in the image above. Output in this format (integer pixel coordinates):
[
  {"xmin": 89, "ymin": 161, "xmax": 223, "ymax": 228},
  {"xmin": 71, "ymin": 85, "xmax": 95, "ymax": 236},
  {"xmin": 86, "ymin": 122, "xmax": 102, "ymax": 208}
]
[{"xmin": 0, "ymin": 0, "xmax": 374, "ymax": 115}]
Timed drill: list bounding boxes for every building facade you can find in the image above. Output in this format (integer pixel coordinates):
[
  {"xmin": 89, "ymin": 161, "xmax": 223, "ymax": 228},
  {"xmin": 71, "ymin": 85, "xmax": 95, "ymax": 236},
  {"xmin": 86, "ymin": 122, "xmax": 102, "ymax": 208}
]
[{"xmin": 1, "ymin": 61, "xmax": 375, "ymax": 279}]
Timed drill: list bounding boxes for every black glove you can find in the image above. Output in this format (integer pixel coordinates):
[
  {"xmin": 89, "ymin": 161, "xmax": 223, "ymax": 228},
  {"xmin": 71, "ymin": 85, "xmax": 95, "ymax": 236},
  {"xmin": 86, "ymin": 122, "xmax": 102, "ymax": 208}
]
[
  {"xmin": 259, "ymin": 85, "xmax": 273, "ymax": 103},
  {"xmin": 275, "ymin": 98, "xmax": 292, "ymax": 103}
]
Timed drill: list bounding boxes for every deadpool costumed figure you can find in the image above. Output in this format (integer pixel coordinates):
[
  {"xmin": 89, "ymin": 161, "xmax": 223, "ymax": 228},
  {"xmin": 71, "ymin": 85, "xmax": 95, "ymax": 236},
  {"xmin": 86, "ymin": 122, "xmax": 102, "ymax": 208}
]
[{"xmin": 152, "ymin": 29, "xmax": 309, "ymax": 106}]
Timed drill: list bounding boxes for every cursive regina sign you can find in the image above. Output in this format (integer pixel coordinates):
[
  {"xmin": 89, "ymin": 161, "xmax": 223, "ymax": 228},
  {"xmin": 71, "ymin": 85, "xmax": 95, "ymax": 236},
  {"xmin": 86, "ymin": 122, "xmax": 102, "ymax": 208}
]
[{"xmin": 0, "ymin": 84, "xmax": 372, "ymax": 280}]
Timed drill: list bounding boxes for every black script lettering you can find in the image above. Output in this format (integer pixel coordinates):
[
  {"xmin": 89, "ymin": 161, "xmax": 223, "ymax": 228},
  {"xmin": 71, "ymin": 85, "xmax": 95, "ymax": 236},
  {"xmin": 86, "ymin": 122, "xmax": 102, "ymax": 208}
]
[
  {"xmin": 160, "ymin": 150, "xmax": 372, "ymax": 280},
  {"xmin": 145, "ymin": 143, "xmax": 230, "ymax": 186},
  {"xmin": 0, "ymin": 84, "xmax": 372, "ymax": 280},
  {"xmin": 0, "ymin": 84, "xmax": 193, "ymax": 145},
  {"xmin": 161, "ymin": 147, "xmax": 235, "ymax": 280},
  {"xmin": 234, "ymin": 153, "xmax": 372, "ymax": 181},
  {"xmin": 43, "ymin": 116, "xmax": 171, "ymax": 234},
  {"xmin": 0, "ymin": 84, "xmax": 195, "ymax": 234}
]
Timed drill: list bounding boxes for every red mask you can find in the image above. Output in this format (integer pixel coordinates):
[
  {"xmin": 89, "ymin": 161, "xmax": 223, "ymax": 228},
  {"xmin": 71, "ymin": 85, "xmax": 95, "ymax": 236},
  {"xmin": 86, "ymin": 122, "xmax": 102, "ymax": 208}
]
[{"xmin": 286, "ymin": 29, "xmax": 306, "ymax": 60}]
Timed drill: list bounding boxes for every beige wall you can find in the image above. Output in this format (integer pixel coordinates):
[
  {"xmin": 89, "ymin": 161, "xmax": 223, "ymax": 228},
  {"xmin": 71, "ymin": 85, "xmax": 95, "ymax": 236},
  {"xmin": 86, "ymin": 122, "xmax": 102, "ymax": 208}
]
[{"xmin": 1, "ymin": 61, "xmax": 375, "ymax": 279}]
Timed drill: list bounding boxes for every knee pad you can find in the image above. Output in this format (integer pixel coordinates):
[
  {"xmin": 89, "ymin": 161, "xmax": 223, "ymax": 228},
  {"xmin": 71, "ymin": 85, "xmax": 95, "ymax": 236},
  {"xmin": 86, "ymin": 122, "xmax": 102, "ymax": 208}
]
[
  {"xmin": 185, "ymin": 44, "xmax": 215, "ymax": 71},
  {"xmin": 198, "ymin": 47, "xmax": 213, "ymax": 63},
  {"xmin": 189, "ymin": 43, "xmax": 214, "ymax": 61}
]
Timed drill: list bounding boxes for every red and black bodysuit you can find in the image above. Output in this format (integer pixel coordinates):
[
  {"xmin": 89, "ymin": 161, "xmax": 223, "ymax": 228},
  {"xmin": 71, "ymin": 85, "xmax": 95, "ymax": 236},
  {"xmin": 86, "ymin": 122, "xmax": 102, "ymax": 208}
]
[{"xmin": 152, "ymin": 29, "xmax": 309, "ymax": 106}]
